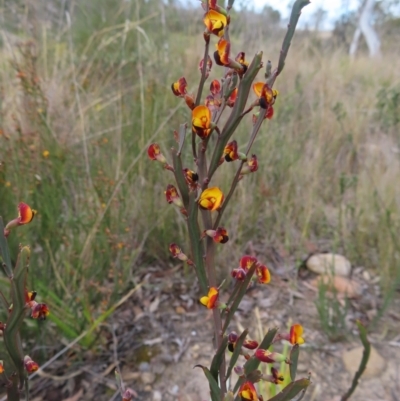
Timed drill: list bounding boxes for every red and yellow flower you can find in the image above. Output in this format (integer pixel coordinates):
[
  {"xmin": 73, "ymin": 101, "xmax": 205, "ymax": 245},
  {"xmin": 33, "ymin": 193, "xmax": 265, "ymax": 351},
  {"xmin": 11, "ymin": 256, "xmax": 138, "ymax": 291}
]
[
  {"xmin": 203, "ymin": 10, "xmax": 227, "ymax": 37},
  {"xmin": 147, "ymin": 143, "xmax": 167, "ymax": 164},
  {"xmin": 24, "ymin": 356, "xmax": 39, "ymax": 373},
  {"xmin": 192, "ymin": 105, "xmax": 212, "ymax": 139},
  {"xmin": 210, "ymin": 79, "xmax": 221, "ymax": 96},
  {"xmin": 4, "ymin": 202, "xmax": 37, "ymax": 237},
  {"xmin": 169, "ymin": 243, "xmax": 188, "ymax": 262},
  {"xmin": 262, "ymin": 367, "xmax": 284, "ymax": 385},
  {"xmin": 204, "ymin": 227, "xmax": 229, "ymax": 243},
  {"xmin": 198, "ymin": 187, "xmax": 224, "ymax": 211},
  {"xmin": 290, "ymin": 324, "xmax": 305, "ymax": 345},
  {"xmin": 226, "ymin": 87, "xmax": 238, "ymax": 107},
  {"xmin": 255, "ymin": 349, "xmax": 288, "ymax": 364},
  {"xmin": 183, "ymin": 168, "xmax": 199, "ymax": 189},
  {"xmin": 214, "ymin": 38, "xmax": 231, "ymax": 66},
  {"xmin": 31, "ymin": 303, "xmax": 50, "ymax": 320},
  {"xmin": 238, "ymin": 381, "xmax": 258, "ymax": 400},
  {"xmin": 200, "ymin": 287, "xmax": 219, "ymax": 309},
  {"xmin": 165, "ymin": 184, "xmax": 183, "ymax": 208},
  {"xmin": 199, "ymin": 56, "xmax": 213, "ymax": 78},
  {"xmin": 253, "ymin": 82, "xmax": 278, "ymax": 119},
  {"xmin": 240, "ymin": 154, "xmax": 258, "ymax": 175},
  {"xmin": 0, "ymin": 361, "xmax": 4, "ymax": 374},
  {"xmin": 231, "ymin": 255, "xmax": 257, "ymax": 281},
  {"xmin": 171, "ymin": 77, "xmax": 187, "ymax": 97},
  {"xmin": 224, "ymin": 140, "xmax": 240, "ymax": 162},
  {"xmin": 224, "ymin": 140, "xmax": 238, "ymax": 162},
  {"xmin": 235, "ymin": 52, "xmax": 249, "ymax": 69},
  {"xmin": 256, "ymin": 264, "xmax": 271, "ymax": 284}
]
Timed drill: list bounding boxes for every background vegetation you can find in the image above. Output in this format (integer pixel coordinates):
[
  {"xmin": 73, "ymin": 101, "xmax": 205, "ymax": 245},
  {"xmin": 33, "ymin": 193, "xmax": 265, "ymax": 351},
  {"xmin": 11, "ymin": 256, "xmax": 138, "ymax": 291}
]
[{"xmin": 1, "ymin": 0, "xmax": 400, "ymax": 353}]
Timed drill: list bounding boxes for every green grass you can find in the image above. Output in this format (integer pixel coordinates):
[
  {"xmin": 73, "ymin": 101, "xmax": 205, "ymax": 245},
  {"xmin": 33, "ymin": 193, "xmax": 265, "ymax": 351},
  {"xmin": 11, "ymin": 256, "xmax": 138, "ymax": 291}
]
[{"xmin": 0, "ymin": 0, "xmax": 400, "ymax": 352}]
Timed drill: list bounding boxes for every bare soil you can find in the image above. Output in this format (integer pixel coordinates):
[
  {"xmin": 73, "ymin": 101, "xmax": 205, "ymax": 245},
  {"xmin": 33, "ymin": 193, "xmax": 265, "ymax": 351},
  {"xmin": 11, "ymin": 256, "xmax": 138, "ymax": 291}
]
[{"xmin": 3, "ymin": 258, "xmax": 400, "ymax": 401}]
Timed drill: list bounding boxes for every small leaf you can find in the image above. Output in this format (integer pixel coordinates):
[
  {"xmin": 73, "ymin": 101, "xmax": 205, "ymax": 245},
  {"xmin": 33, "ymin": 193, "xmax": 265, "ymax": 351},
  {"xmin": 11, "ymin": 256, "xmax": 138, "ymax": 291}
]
[
  {"xmin": 222, "ymin": 263, "xmax": 257, "ymax": 333},
  {"xmin": 0, "ymin": 217, "xmax": 12, "ymax": 277},
  {"xmin": 226, "ymin": 329, "xmax": 248, "ymax": 380},
  {"xmin": 194, "ymin": 365, "xmax": 221, "ymax": 401},
  {"xmin": 233, "ymin": 327, "xmax": 278, "ymax": 393},
  {"xmin": 177, "ymin": 123, "xmax": 187, "ymax": 156},
  {"xmin": 210, "ymin": 336, "xmax": 228, "ymax": 382},
  {"xmin": 290, "ymin": 344, "xmax": 300, "ymax": 381},
  {"xmin": 172, "ymin": 148, "xmax": 189, "ymax": 208},
  {"xmin": 267, "ymin": 378, "xmax": 311, "ymax": 401},
  {"xmin": 340, "ymin": 321, "xmax": 371, "ymax": 401}
]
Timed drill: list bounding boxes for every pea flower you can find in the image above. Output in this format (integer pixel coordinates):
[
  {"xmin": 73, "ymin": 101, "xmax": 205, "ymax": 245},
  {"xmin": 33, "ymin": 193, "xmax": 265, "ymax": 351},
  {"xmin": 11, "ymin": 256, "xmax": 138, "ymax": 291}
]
[
  {"xmin": 231, "ymin": 255, "xmax": 257, "ymax": 282},
  {"xmin": 165, "ymin": 184, "xmax": 183, "ymax": 208},
  {"xmin": 238, "ymin": 381, "xmax": 258, "ymax": 400},
  {"xmin": 255, "ymin": 349, "xmax": 289, "ymax": 364},
  {"xmin": 147, "ymin": 143, "xmax": 167, "ymax": 164},
  {"xmin": 253, "ymin": 82, "xmax": 278, "ymax": 119},
  {"xmin": 228, "ymin": 331, "xmax": 259, "ymax": 352},
  {"xmin": 171, "ymin": 77, "xmax": 187, "ymax": 96},
  {"xmin": 210, "ymin": 79, "xmax": 221, "ymax": 96},
  {"xmin": 263, "ymin": 367, "xmax": 285, "ymax": 385},
  {"xmin": 204, "ymin": 226, "xmax": 229, "ymax": 243},
  {"xmin": 198, "ymin": 187, "xmax": 224, "ymax": 211},
  {"xmin": 223, "ymin": 140, "xmax": 245, "ymax": 162},
  {"xmin": 0, "ymin": 361, "xmax": 4, "ymax": 374},
  {"xmin": 226, "ymin": 87, "xmax": 238, "ymax": 107},
  {"xmin": 192, "ymin": 105, "xmax": 212, "ymax": 139},
  {"xmin": 169, "ymin": 243, "xmax": 189, "ymax": 262},
  {"xmin": 24, "ymin": 356, "xmax": 39, "ymax": 373},
  {"xmin": 31, "ymin": 303, "xmax": 50, "ymax": 320},
  {"xmin": 256, "ymin": 264, "xmax": 271, "ymax": 284},
  {"xmin": 240, "ymin": 154, "xmax": 258, "ymax": 176},
  {"xmin": 203, "ymin": 10, "xmax": 227, "ymax": 37},
  {"xmin": 183, "ymin": 168, "xmax": 199, "ymax": 190},
  {"xmin": 214, "ymin": 39, "xmax": 245, "ymax": 74},
  {"xmin": 122, "ymin": 389, "xmax": 137, "ymax": 401},
  {"xmin": 4, "ymin": 202, "xmax": 37, "ymax": 237},
  {"xmin": 200, "ymin": 287, "xmax": 219, "ymax": 309},
  {"xmin": 199, "ymin": 56, "xmax": 213, "ymax": 78}
]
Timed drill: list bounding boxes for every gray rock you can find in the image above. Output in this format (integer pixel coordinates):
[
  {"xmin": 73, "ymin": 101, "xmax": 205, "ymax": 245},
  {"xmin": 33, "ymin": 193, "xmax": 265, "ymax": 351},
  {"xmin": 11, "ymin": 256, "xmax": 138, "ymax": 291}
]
[{"xmin": 306, "ymin": 253, "xmax": 351, "ymax": 277}]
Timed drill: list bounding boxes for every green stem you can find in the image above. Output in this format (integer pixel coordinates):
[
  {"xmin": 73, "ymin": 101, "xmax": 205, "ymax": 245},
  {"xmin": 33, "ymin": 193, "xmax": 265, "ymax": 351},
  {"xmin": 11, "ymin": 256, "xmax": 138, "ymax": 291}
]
[
  {"xmin": 213, "ymin": 110, "xmax": 265, "ymax": 229},
  {"xmin": 187, "ymin": 192, "xmax": 207, "ymax": 293},
  {"xmin": 207, "ymin": 52, "xmax": 263, "ymax": 181}
]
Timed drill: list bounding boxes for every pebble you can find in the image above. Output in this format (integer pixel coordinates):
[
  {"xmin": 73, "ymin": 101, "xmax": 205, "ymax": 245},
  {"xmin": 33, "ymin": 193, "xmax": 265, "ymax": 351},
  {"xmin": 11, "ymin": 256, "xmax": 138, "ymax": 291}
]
[
  {"xmin": 342, "ymin": 345, "xmax": 386, "ymax": 378},
  {"xmin": 152, "ymin": 391, "xmax": 162, "ymax": 401},
  {"xmin": 312, "ymin": 275, "xmax": 362, "ymax": 298},
  {"xmin": 139, "ymin": 362, "xmax": 150, "ymax": 372},
  {"xmin": 141, "ymin": 372, "xmax": 156, "ymax": 385},
  {"xmin": 306, "ymin": 253, "xmax": 351, "ymax": 277}
]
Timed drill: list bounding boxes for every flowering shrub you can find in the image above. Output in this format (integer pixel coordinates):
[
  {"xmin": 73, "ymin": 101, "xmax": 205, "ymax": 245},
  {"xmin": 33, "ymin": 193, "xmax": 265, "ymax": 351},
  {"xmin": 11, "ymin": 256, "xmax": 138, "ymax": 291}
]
[
  {"xmin": 144, "ymin": 1, "xmax": 315, "ymax": 400},
  {"xmin": 0, "ymin": 204, "xmax": 49, "ymax": 400}
]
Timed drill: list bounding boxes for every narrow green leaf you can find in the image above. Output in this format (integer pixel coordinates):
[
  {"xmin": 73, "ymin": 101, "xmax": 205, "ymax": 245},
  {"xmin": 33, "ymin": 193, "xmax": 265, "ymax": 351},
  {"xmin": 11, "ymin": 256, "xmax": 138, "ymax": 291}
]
[
  {"xmin": 210, "ymin": 336, "xmax": 229, "ymax": 382},
  {"xmin": 177, "ymin": 123, "xmax": 187, "ymax": 156},
  {"xmin": 289, "ymin": 344, "xmax": 300, "ymax": 381},
  {"xmin": 187, "ymin": 192, "xmax": 207, "ymax": 293},
  {"xmin": 226, "ymin": 329, "xmax": 248, "ymax": 380},
  {"xmin": 267, "ymin": 378, "xmax": 311, "ymax": 401},
  {"xmin": 222, "ymin": 263, "xmax": 257, "ymax": 334},
  {"xmin": 0, "ymin": 217, "xmax": 12, "ymax": 277},
  {"xmin": 172, "ymin": 149, "xmax": 189, "ymax": 208},
  {"xmin": 194, "ymin": 365, "xmax": 221, "ymax": 401},
  {"xmin": 276, "ymin": 0, "xmax": 311, "ymax": 77},
  {"xmin": 341, "ymin": 321, "xmax": 371, "ymax": 401},
  {"xmin": 233, "ymin": 328, "xmax": 279, "ymax": 393}
]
